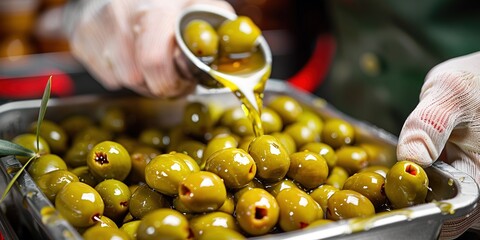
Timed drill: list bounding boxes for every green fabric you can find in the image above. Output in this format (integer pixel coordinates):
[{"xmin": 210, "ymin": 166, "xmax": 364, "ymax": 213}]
[{"xmin": 316, "ymin": 0, "xmax": 480, "ymax": 136}]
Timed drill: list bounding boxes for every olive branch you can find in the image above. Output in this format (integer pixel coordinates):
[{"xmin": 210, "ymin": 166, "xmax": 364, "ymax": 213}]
[{"xmin": 0, "ymin": 76, "xmax": 52, "ymax": 202}]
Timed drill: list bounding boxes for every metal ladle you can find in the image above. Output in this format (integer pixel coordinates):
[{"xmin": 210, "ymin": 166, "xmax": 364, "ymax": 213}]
[{"xmin": 175, "ymin": 5, "xmax": 272, "ymax": 112}]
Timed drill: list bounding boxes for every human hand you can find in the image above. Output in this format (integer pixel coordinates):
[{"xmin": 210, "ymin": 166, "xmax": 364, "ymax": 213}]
[
  {"xmin": 66, "ymin": 0, "xmax": 234, "ymax": 97},
  {"xmin": 397, "ymin": 52, "xmax": 480, "ymax": 238}
]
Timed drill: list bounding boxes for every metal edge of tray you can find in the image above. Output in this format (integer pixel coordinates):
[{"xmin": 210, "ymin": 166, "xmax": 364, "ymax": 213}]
[{"xmin": 0, "ymin": 79, "xmax": 478, "ymax": 239}]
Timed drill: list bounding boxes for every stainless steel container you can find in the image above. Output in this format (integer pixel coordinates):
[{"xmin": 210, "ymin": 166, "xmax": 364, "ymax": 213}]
[{"xmin": 0, "ymin": 80, "xmax": 477, "ymax": 239}]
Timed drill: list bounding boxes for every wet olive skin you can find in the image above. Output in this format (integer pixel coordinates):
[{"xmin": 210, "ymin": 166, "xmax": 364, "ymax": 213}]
[
  {"xmin": 335, "ymin": 146, "xmax": 369, "ymax": 175},
  {"xmin": 260, "ymin": 107, "xmax": 283, "ymax": 134},
  {"xmin": 87, "ymin": 141, "xmax": 132, "ymax": 181},
  {"xmin": 70, "ymin": 166, "xmax": 98, "ymax": 187},
  {"xmin": 197, "ymin": 228, "xmax": 246, "ymax": 240},
  {"xmin": 270, "ymin": 132, "xmax": 297, "ymax": 155},
  {"xmin": 310, "ymin": 184, "xmax": 339, "ymax": 213},
  {"xmin": 297, "ymin": 110, "xmax": 324, "ymax": 134},
  {"xmin": 60, "ymin": 115, "xmax": 94, "ymax": 137},
  {"xmin": 138, "ymin": 128, "xmax": 167, "ymax": 150},
  {"xmin": 100, "ymin": 107, "xmax": 126, "ymax": 133},
  {"xmin": 359, "ymin": 165, "xmax": 390, "ymax": 178},
  {"xmin": 128, "ymin": 184, "xmax": 170, "ymax": 219},
  {"xmin": 326, "ymin": 166, "xmax": 349, "ymax": 189},
  {"xmin": 218, "ymin": 192, "xmax": 236, "ymax": 215},
  {"xmin": 184, "ymin": 19, "xmax": 219, "ymax": 57},
  {"xmin": 385, "ymin": 161, "xmax": 429, "ymax": 209},
  {"xmin": 288, "ymin": 151, "xmax": 329, "ymax": 189},
  {"xmin": 27, "ymin": 154, "xmax": 67, "ymax": 179},
  {"xmin": 327, "ymin": 190, "xmax": 375, "ymax": 220},
  {"xmin": 30, "ymin": 120, "xmax": 68, "ymax": 153},
  {"xmin": 276, "ymin": 188, "xmax": 323, "ymax": 231},
  {"xmin": 12, "ymin": 133, "xmax": 50, "ymax": 164},
  {"xmin": 95, "ymin": 179, "xmax": 131, "ymax": 221},
  {"xmin": 179, "ymin": 171, "xmax": 227, "ymax": 213},
  {"xmin": 284, "ymin": 123, "xmax": 319, "ymax": 149},
  {"xmin": 217, "ymin": 16, "xmax": 261, "ymax": 54},
  {"xmin": 236, "ymin": 188, "xmax": 279, "ymax": 235},
  {"xmin": 343, "ymin": 172, "xmax": 386, "ymax": 209},
  {"xmin": 267, "ymin": 95, "xmax": 303, "ymax": 125},
  {"xmin": 55, "ymin": 182, "xmax": 104, "ymax": 228},
  {"xmin": 299, "ymin": 142, "xmax": 337, "ymax": 169},
  {"xmin": 201, "ymin": 134, "xmax": 238, "ymax": 169},
  {"xmin": 321, "ymin": 118, "xmax": 355, "ymax": 149},
  {"xmin": 265, "ymin": 178, "xmax": 298, "ymax": 197},
  {"xmin": 205, "ymin": 148, "xmax": 256, "ymax": 189},
  {"xmin": 145, "ymin": 152, "xmax": 197, "ymax": 196},
  {"xmin": 64, "ymin": 140, "xmax": 96, "ymax": 168},
  {"xmin": 128, "ymin": 145, "xmax": 160, "ymax": 183},
  {"xmin": 174, "ymin": 139, "xmax": 205, "ymax": 165},
  {"xmin": 248, "ymin": 135, "xmax": 290, "ymax": 182},
  {"xmin": 35, "ymin": 170, "xmax": 79, "ymax": 202},
  {"xmin": 136, "ymin": 208, "xmax": 191, "ymax": 240},
  {"xmin": 182, "ymin": 102, "xmax": 214, "ymax": 139},
  {"xmin": 83, "ymin": 226, "xmax": 130, "ymax": 240},
  {"xmin": 189, "ymin": 211, "xmax": 239, "ymax": 238},
  {"xmin": 119, "ymin": 220, "xmax": 141, "ymax": 239}
]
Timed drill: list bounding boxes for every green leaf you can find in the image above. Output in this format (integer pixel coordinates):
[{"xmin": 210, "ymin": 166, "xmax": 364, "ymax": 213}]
[
  {"xmin": 36, "ymin": 76, "xmax": 52, "ymax": 151},
  {"xmin": 0, "ymin": 139, "xmax": 36, "ymax": 157},
  {"xmin": 0, "ymin": 155, "xmax": 36, "ymax": 203}
]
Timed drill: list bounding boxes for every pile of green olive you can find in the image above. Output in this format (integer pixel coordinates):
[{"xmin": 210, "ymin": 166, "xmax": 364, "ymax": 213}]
[{"xmin": 11, "ymin": 95, "xmax": 429, "ymax": 239}]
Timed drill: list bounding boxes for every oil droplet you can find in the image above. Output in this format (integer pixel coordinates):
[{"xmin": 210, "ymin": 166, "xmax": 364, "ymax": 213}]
[
  {"xmin": 41, "ymin": 206, "xmax": 57, "ymax": 224},
  {"xmin": 447, "ymin": 178, "xmax": 454, "ymax": 186},
  {"xmin": 459, "ymin": 177, "xmax": 465, "ymax": 183},
  {"xmin": 434, "ymin": 201, "xmax": 455, "ymax": 215}
]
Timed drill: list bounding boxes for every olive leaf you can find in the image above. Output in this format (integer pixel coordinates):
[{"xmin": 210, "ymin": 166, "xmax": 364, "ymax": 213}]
[{"xmin": 0, "ymin": 76, "xmax": 52, "ymax": 203}]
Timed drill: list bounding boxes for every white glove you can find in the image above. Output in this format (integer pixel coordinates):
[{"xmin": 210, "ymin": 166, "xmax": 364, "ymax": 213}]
[
  {"xmin": 397, "ymin": 51, "xmax": 480, "ymax": 238},
  {"xmin": 65, "ymin": 0, "xmax": 234, "ymax": 97}
]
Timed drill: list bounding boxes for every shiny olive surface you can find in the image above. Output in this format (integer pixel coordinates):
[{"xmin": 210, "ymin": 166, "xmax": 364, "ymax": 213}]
[
  {"xmin": 270, "ymin": 132, "xmax": 297, "ymax": 155},
  {"xmin": 201, "ymin": 134, "xmax": 238, "ymax": 169},
  {"xmin": 310, "ymin": 184, "xmax": 339, "ymax": 213},
  {"xmin": 236, "ymin": 188, "xmax": 279, "ymax": 235},
  {"xmin": 343, "ymin": 172, "xmax": 386, "ymax": 209},
  {"xmin": 128, "ymin": 183, "xmax": 170, "ymax": 219},
  {"xmin": 189, "ymin": 211, "xmax": 239, "ymax": 238},
  {"xmin": 321, "ymin": 118, "xmax": 355, "ymax": 149},
  {"xmin": 145, "ymin": 152, "xmax": 197, "ymax": 196},
  {"xmin": 136, "ymin": 208, "xmax": 191, "ymax": 240},
  {"xmin": 35, "ymin": 169, "xmax": 79, "ymax": 202},
  {"xmin": 260, "ymin": 107, "xmax": 283, "ymax": 134},
  {"xmin": 266, "ymin": 178, "xmax": 298, "ymax": 197},
  {"xmin": 276, "ymin": 188, "xmax": 323, "ymax": 231},
  {"xmin": 205, "ymin": 148, "xmax": 256, "ymax": 189},
  {"xmin": 267, "ymin": 95, "xmax": 303, "ymax": 125},
  {"xmin": 299, "ymin": 142, "xmax": 337, "ymax": 169},
  {"xmin": 55, "ymin": 182, "xmax": 104, "ymax": 228},
  {"xmin": 174, "ymin": 139, "xmax": 205, "ymax": 165},
  {"xmin": 86, "ymin": 141, "xmax": 132, "ymax": 181},
  {"xmin": 287, "ymin": 151, "xmax": 329, "ymax": 189},
  {"xmin": 217, "ymin": 16, "xmax": 261, "ymax": 54},
  {"xmin": 327, "ymin": 190, "xmax": 375, "ymax": 220},
  {"xmin": 184, "ymin": 19, "xmax": 219, "ymax": 57},
  {"xmin": 248, "ymin": 135, "xmax": 290, "ymax": 182},
  {"xmin": 284, "ymin": 123, "xmax": 319, "ymax": 148},
  {"xmin": 129, "ymin": 145, "xmax": 160, "ymax": 182},
  {"xmin": 27, "ymin": 153, "xmax": 67, "ymax": 179},
  {"xmin": 179, "ymin": 171, "xmax": 227, "ymax": 212},
  {"xmin": 60, "ymin": 115, "xmax": 94, "ymax": 137},
  {"xmin": 197, "ymin": 228, "xmax": 246, "ymax": 240},
  {"xmin": 83, "ymin": 226, "xmax": 130, "ymax": 240},
  {"xmin": 119, "ymin": 220, "xmax": 141, "ymax": 240},
  {"xmin": 138, "ymin": 128, "xmax": 167, "ymax": 150},
  {"xmin": 335, "ymin": 146, "xmax": 369, "ymax": 175},
  {"xmin": 385, "ymin": 161, "xmax": 429, "ymax": 209},
  {"xmin": 100, "ymin": 107, "xmax": 126, "ymax": 133},
  {"xmin": 326, "ymin": 166, "xmax": 349, "ymax": 189},
  {"xmin": 30, "ymin": 119, "xmax": 68, "ymax": 153},
  {"xmin": 64, "ymin": 140, "xmax": 96, "ymax": 168},
  {"xmin": 95, "ymin": 179, "xmax": 131, "ymax": 221},
  {"xmin": 182, "ymin": 101, "xmax": 214, "ymax": 139},
  {"xmin": 12, "ymin": 133, "xmax": 50, "ymax": 164},
  {"xmin": 297, "ymin": 110, "xmax": 324, "ymax": 134},
  {"xmin": 70, "ymin": 166, "xmax": 98, "ymax": 187}
]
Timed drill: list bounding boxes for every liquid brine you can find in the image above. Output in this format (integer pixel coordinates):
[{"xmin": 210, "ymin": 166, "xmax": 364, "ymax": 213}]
[{"xmin": 208, "ymin": 50, "xmax": 270, "ymax": 137}]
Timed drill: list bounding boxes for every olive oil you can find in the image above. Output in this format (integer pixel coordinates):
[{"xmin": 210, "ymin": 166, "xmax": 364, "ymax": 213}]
[{"xmin": 208, "ymin": 50, "xmax": 270, "ymax": 137}]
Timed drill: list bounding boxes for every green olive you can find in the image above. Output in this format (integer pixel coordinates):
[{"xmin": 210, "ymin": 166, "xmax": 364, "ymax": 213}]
[
  {"xmin": 64, "ymin": 140, "xmax": 96, "ymax": 168},
  {"xmin": 100, "ymin": 107, "xmax": 126, "ymax": 133},
  {"xmin": 87, "ymin": 141, "xmax": 132, "ymax": 181},
  {"xmin": 217, "ymin": 16, "xmax": 261, "ymax": 54},
  {"xmin": 60, "ymin": 115, "xmax": 94, "ymax": 137},
  {"xmin": 12, "ymin": 133, "xmax": 50, "ymax": 164},
  {"xmin": 267, "ymin": 95, "xmax": 303, "ymax": 125},
  {"xmin": 270, "ymin": 132, "xmax": 297, "ymax": 155},
  {"xmin": 343, "ymin": 172, "xmax": 386, "ymax": 209},
  {"xmin": 219, "ymin": 106, "xmax": 246, "ymax": 128},
  {"xmin": 138, "ymin": 128, "xmax": 167, "ymax": 150},
  {"xmin": 310, "ymin": 184, "xmax": 339, "ymax": 213},
  {"xmin": 190, "ymin": 211, "xmax": 239, "ymax": 238},
  {"xmin": 136, "ymin": 208, "xmax": 191, "ymax": 240},
  {"xmin": 284, "ymin": 123, "xmax": 319, "ymax": 149},
  {"xmin": 287, "ymin": 151, "xmax": 329, "ymax": 189},
  {"xmin": 184, "ymin": 19, "xmax": 219, "ymax": 57},
  {"xmin": 73, "ymin": 126, "xmax": 113, "ymax": 146},
  {"xmin": 205, "ymin": 148, "xmax": 256, "ymax": 189},
  {"xmin": 384, "ymin": 161, "xmax": 429, "ymax": 209},
  {"xmin": 145, "ymin": 152, "xmax": 197, "ymax": 196},
  {"xmin": 30, "ymin": 120, "xmax": 68, "ymax": 153},
  {"xmin": 182, "ymin": 101, "xmax": 214, "ymax": 139},
  {"xmin": 265, "ymin": 178, "xmax": 298, "ymax": 197},
  {"xmin": 83, "ymin": 226, "xmax": 130, "ymax": 240},
  {"xmin": 197, "ymin": 228, "xmax": 245, "ymax": 240},
  {"xmin": 321, "ymin": 118, "xmax": 355, "ymax": 149},
  {"xmin": 27, "ymin": 153, "xmax": 67, "ymax": 179},
  {"xmin": 128, "ymin": 183, "xmax": 170, "ymax": 219},
  {"xmin": 233, "ymin": 178, "xmax": 264, "ymax": 202},
  {"xmin": 55, "ymin": 182, "xmax": 104, "ymax": 228},
  {"xmin": 178, "ymin": 171, "xmax": 227, "ymax": 213},
  {"xmin": 128, "ymin": 145, "xmax": 160, "ymax": 183},
  {"xmin": 276, "ymin": 188, "xmax": 323, "ymax": 231},
  {"xmin": 236, "ymin": 188, "xmax": 279, "ymax": 235},
  {"xmin": 201, "ymin": 134, "xmax": 238, "ymax": 169},
  {"xmin": 35, "ymin": 169, "xmax": 79, "ymax": 202},
  {"xmin": 359, "ymin": 165, "xmax": 390, "ymax": 178},
  {"xmin": 248, "ymin": 135, "xmax": 290, "ymax": 182},
  {"xmin": 261, "ymin": 107, "xmax": 283, "ymax": 134},
  {"xmin": 231, "ymin": 117, "xmax": 254, "ymax": 137},
  {"xmin": 326, "ymin": 190, "xmax": 375, "ymax": 220},
  {"xmin": 218, "ymin": 192, "xmax": 235, "ymax": 215},
  {"xmin": 70, "ymin": 166, "xmax": 98, "ymax": 187},
  {"xmin": 297, "ymin": 110, "xmax": 324, "ymax": 134},
  {"xmin": 119, "ymin": 220, "xmax": 141, "ymax": 240},
  {"xmin": 335, "ymin": 146, "xmax": 369, "ymax": 175},
  {"xmin": 95, "ymin": 179, "xmax": 131, "ymax": 221},
  {"xmin": 326, "ymin": 166, "xmax": 349, "ymax": 189},
  {"xmin": 299, "ymin": 142, "xmax": 337, "ymax": 169},
  {"xmin": 305, "ymin": 219, "xmax": 334, "ymax": 229},
  {"xmin": 174, "ymin": 139, "xmax": 205, "ymax": 166}
]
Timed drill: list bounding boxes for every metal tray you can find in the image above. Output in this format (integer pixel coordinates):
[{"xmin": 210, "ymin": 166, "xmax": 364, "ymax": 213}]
[{"xmin": 0, "ymin": 80, "xmax": 478, "ymax": 239}]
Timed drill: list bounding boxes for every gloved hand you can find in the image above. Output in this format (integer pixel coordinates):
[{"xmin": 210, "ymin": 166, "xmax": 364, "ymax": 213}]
[
  {"xmin": 397, "ymin": 51, "xmax": 480, "ymax": 239},
  {"xmin": 65, "ymin": 0, "xmax": 234, "ymax": 97}
]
